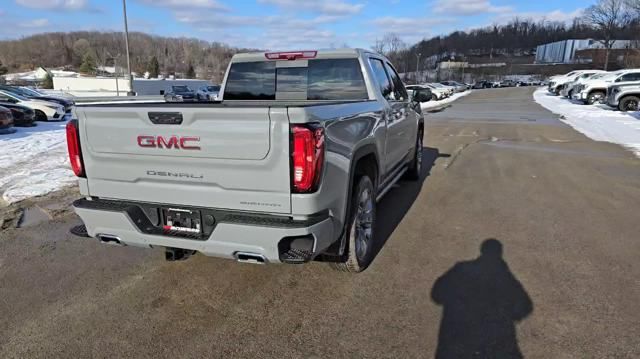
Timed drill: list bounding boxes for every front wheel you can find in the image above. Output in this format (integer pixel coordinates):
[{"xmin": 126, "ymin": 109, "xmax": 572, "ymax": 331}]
[
  {"xmin": 587, "ymin": 91, "xmax": 605, "ymax": 105},
  {"xmin": 34, "ymin": 110, "xmax": 47, "ymax": 122},
  {"xmin": 331, "ymin": 175, "xmax": 376, "ymax": 273},
  {"xmin": 618, "ymin": 96, "xmax": 639, "ymax": 112}
]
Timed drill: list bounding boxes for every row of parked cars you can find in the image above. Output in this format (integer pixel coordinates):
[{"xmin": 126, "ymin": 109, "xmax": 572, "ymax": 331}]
[
  {"xmin": 547, "ymin": 69, "xmax": 640, "ymax": 112},
  {"xmin": 0, "ymin": 85, "xmax": 74, "ymax": 133},
  {"xmin": 163, "ymin": 84, "xmax": 221, "ymax": 102},
  {"xmin": 405, "ymin": 81, "xmax": 469, "ymax": 103}
]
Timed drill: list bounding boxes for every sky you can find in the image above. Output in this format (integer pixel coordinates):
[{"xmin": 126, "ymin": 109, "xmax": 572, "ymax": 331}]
[{"xmin": 0, "ymin": 0, "xmax": 589, "ymax": 49}]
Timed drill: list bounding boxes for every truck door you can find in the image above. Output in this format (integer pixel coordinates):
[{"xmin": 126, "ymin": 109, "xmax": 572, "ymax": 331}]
[
  {"xmin": 368, "ymin": 58, "xmax": 396, "ymax": 176},
  {"xmin": 383, "ymin": 61, "xmax": 414, "ymax": 169}
]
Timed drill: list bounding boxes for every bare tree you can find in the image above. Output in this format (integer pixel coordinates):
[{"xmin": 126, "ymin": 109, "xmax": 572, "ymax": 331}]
[
  {"xmin": 626, "ymin": 0, "xmax": 640, "ymax": 14},
  {"xmin": 584, "ymin": 0, "xmax": 630, "ymax": 70}
]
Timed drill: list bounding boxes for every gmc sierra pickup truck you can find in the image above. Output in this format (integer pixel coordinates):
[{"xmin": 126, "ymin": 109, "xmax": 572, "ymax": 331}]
[{"xmin": 68, "ymin": 49, "xmax": 425, "ymax": 272}]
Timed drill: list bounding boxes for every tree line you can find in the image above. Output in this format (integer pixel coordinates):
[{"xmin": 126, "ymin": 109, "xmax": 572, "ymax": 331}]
[
  {"xmin": 0, "ymin": 31, "xmax": 248, "ymax": 82},
  {"xmin": 377, "ymin": 0, "xmax": 640, "ymax": 73}
]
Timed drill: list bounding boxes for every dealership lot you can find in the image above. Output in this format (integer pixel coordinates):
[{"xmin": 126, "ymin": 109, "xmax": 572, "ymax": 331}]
[{"xmin": 0, "ymin": 87, "xmax": 639, "ymax": 358}]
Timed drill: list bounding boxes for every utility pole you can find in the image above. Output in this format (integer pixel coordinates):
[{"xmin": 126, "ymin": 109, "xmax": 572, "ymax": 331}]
[
  {"xmin": 122, "ymin": 0, "xmax": 134, "ymax": 95},
  {"xmin": 415, "ymin": 52, "xmax": 421, "ymax": 84}
]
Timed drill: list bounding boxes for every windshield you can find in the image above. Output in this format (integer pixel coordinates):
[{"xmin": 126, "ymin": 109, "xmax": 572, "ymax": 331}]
[
  {"xmin": 172, "ymin": 86, "xmax": 192, "ymax": 92},
  {"xmin": 0, "ymin": 91, "xmax": 27, "ymax": 101},
  {"xmin": 207, "ymin": 86, "xmax": 220, "ymax": 91},
  {"xmin": 19, "ymin": 87, "xmax": 42, "ymax": 96}
]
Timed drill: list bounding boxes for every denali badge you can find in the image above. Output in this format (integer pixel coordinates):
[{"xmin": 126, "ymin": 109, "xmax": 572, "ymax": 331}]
[
  {"xmin": 147, "ymin": 171, "xmax": 204, "ymax": 179},
  {"xmin": 137, "ymin": 135, "xmax": 200, "ymax": 150}
]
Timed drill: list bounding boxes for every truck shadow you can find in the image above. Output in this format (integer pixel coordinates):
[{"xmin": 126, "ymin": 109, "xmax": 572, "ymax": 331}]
[{"xmin": 369, "ymin": 147, "xmax": 448, "ymax": 264}]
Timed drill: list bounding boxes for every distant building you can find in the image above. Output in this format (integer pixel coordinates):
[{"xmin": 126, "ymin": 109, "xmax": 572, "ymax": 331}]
[{"xmin": 535, "ymin": 39, "xmax": 638, "ymax": 64}]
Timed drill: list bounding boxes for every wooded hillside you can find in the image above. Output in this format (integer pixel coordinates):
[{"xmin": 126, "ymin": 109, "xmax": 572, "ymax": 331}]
[{"xmin": 0, "ymin": 32, "xmax": 246, "ymax": 82}]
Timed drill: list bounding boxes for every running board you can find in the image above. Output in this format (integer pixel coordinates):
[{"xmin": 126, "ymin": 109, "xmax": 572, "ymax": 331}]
[{"xmin": 376, "ymin": 167, "xmax": 407, "ymax": 202}]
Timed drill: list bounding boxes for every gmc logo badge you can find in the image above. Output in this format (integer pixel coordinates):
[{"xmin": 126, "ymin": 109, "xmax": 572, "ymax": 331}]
[{"xmin": 137, "ymin": 135, "xmax": 201, "ymax": 150}]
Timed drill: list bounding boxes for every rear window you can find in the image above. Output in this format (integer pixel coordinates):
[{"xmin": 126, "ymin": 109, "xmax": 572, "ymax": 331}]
[{"xmin": 224, "ymin": 59, "xmax": 368, "ymax": 101}]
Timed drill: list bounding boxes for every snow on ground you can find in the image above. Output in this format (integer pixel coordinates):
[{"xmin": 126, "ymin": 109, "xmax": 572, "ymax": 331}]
[
  {"xmin": 421, "ymin": 91, "xmax": 473, "ymax": 110},
  {"xmin": 533, "ymin": 88, "xmax": 640, "ymax": 157},
  {"xmin": 0, "ymin": 121, "xmax": 76, "ymax": 204}
]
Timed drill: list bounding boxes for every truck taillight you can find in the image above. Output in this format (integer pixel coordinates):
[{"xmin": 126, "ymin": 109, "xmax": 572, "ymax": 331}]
[
  {"xmin": 291, "ymin": 124, "xmax": 324, "ymax": 193},
  {"xmin": 66, "ymin": 120, "xmax": 85, "ymax": 177}
]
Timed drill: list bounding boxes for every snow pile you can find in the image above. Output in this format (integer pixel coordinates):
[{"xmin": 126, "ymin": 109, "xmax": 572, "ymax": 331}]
[
  {"xmin": 421, "ymin": 91, "xmax": 473, "ymax": 110},
  {"xmin": 533, "ymin": 88, "xmax": 640, "ymax": 157},
  {"xmin": 0, "ymin": 121, "xmax": 76, "ymax": 204}
]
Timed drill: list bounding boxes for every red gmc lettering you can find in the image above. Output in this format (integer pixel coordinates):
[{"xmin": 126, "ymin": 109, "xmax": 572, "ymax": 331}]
[
  {"xmin": 157, "ymin": 136, "xmax": 179, "ymax": 149},
  {"xmin": 180, "ymin": 136, "xmax": 201, "ymax": 150},
  {"xmin": 137, "ymin": 135, "xmax": 156, "ymax": 147},
  {"xmin": 137, "ymin": 135, "xmax": 200, "ymax": 150}
]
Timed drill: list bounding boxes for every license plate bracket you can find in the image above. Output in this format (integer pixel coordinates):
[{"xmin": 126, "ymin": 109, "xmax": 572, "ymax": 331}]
[{"xmin": 162, "ymin": 207, "xmax": 202, "ymax": 234}]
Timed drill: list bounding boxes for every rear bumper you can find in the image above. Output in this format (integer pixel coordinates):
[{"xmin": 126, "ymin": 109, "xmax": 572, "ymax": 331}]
[{"xmin": 73, "ymin": 198, "xmax": 335, "ymax": 264}]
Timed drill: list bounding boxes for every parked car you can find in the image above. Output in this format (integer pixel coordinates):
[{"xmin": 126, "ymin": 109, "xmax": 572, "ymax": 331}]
[
  {"xmin": 196, "ymin": 85, "xmax": 221, "ymax": 101},
  {"xmin": 164, "ymin": 85, "xmax": 197, "ymax": 102},
  {"xmin": 574, "ymin": 69, "xmax": 640, "ymax": 105},
  {"xmin": 472, "ymin": 80, "xmax": 491, "ymax": 89},
  {"xmin": 561, "ymin": 71, "xmax": 608, "ymax": 98},
  {"xmin": 429, "ymin": 83, "xmax": 454, "ymax": 96},
  {"xmin": 440, "ymin": 81, "xmax": 467, "ymax": 92},
  {"xmin": 405, "ymin": 85, "xmax": 433, "ymax": 102},
  {"xmin": 414, "ymin": 84, "xmax": 447, "ymax": 100},
  {"xmin": 607, "ymin": 81, "xmax": 640, "ymax": 112},
  {"xmin": 1, "ymin": 86, "xmax": 75, "ymax": 108},
  {"xmin": 547, "ymin": 70, "xmax": 590, "ymax": 95},
  {"xmin": 0, "ymin": 90, "xmax": 65, "ymax": 121},
  {"xmin": 0, "ymin": 106, "xmax": 14, "ymax": 134},
  {"xmin": 0, "ymin": 102, "xmax": 36, "ymax": 127},
  {"xmin": 499, "ymin": 80, "xmax": 517, "ymax": 87},
  {"xmin": 69, "ymin": 48, "xmax": 424, "ymax": 273}
]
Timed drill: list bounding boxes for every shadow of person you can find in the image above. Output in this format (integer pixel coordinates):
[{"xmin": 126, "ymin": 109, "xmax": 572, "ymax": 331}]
[{"xmin": 431, "ymin": 239, "xmax": 533, "ymax": 359}]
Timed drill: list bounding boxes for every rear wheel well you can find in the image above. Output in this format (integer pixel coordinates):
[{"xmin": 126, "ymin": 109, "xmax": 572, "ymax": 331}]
[{"xmin": 353, "ymin": 153, "xmax": 378, "ymax": 189}]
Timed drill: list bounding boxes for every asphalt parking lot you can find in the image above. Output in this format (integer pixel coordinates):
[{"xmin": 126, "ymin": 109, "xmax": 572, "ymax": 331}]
[{"xmin": 1, "ymin": 87, "xmax": 639, "ymax": 358}]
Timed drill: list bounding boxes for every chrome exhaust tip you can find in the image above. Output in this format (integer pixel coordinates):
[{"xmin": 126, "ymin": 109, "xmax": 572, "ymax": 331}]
[
  {"xmin": 96, "ymin": 234, "xmax": 124, "ymax": 246},
  {"xmin": 233, "ymin": 252, "xmax": 267, "ymax": 264}
]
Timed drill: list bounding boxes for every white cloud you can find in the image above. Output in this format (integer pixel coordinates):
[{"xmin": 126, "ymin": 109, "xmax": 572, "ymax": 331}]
[
  {"xmin": 433, "ymin": 0, "xmax": 513, "ymax": 16},
  {"xmin": 15, "ymin": 0, "xmax": 89, "ymax": 10},
  {"xmin": 137, "ymin": 0, "xmax": 228, "ymax": 10},
  {"xmin": 19, "ymin": 18, "xmax": 50, "ymax": 28},
  {"xmin": 369, "ymin": 16, "xmax": 456, "ymax": 43},
  {"xmin": 258, "ymin": 0, "xmax": 364, "ymax": 15},
  {"xmin": 493, "ymin": 8, "xmax": 584, "ymax": 24}
]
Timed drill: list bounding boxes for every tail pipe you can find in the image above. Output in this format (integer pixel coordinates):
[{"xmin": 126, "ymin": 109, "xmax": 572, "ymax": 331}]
[
  {"xmin": 96, "ymin": 234, "xmax": 124, "ymax": 246},
  {"xmin": 234, "ymin": 252, "xmax": 267, "ymax": 264}
]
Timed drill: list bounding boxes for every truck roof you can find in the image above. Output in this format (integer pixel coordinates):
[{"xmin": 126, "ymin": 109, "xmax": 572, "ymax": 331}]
[{"xmin": 231, "ymin": 48, "xmax": 381, "ymax": 62}]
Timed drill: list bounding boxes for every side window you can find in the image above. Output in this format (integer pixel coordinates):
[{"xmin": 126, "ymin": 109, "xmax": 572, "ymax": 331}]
[
  {"xmin": 618, "ymin": 73, "xmax": 640, "ymax": 82},
  {"xmin": 369, "ymin": 58, "xmax": 393, "ymax": 100},
  {"xmin": 384, "ymin": 62, "xmax": 408, "ymax": 101}
]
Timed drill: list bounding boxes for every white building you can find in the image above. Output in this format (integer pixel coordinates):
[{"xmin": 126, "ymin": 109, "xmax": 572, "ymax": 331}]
[{"xmin": 535, "ymin": 39, "xmax": 638, "ymax": 64}]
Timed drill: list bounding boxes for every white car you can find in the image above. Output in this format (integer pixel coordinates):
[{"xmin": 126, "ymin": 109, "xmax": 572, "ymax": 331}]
[
  {"xmin": 421, "ymin": 84, "xmax": 448, "ymax": 100},
  {"xmin": 574, "ymin": 69, "xmax": 640, "ymax": 104},
  {"xmin": 196, "ymin": 85, "xmax": 221, "ymax": 101},
  {"xmin": 0, "ymin": 90, "xmax": 66, "ymax": 121},
  {"xmin": 429, "ymin": 83, "xmax": 454, "ymax": 96},
  {"xmin": 560, "ymin": 70, "xmax": 607, "ymax": 98}
]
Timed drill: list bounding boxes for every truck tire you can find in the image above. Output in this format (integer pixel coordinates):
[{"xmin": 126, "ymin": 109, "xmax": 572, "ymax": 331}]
[
  {"xmin": 618, "ymin": 96, "xmax": 639, "ymax": 112},
  {"xmin": 331, "ymin": 175, "xmax": 376, "ymax": 273},
  {"xmin": 587, "ymin": 91, "xmax": 605, "ymax": 105},
  {"xmin": 406, "ymin": 127, "xmax": 424, "ymax": 180}
]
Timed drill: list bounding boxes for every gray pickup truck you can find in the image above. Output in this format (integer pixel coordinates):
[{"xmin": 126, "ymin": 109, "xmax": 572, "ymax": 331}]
[{"xmin": 68, "ymin": 49, "xmax": 426, "ymax": 272}]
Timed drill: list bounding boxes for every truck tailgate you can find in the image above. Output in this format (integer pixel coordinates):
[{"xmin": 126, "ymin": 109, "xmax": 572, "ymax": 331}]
[{"xmin": 77, "ymin": 105, "xmax": 292, "ymax": 214}]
